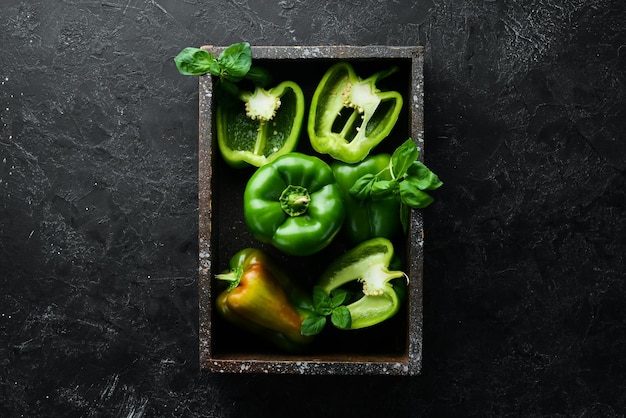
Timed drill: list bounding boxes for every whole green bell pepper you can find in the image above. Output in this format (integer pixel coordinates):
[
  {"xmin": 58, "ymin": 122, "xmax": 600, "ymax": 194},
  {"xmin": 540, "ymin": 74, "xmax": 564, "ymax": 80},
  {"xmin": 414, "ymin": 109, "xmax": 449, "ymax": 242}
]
[
  {"xmin": 332, "ymin": 153, "xmax": 403, "ymax": 244},
  {"xmin": 216, "ymin": 81, "xmax": 305, "ymax": 168},
  {"xmin": 215, "ymin": 248, "xmax": 315, "ymax": 352},
  {"xmin": 317, "ymin": 237, "xmax": 406, "ymax": 330},
  {"xmin": 243, "ymin": 152, "xmax": 345, "ymax": 256},
  {"xmin": 308, "ymin": 61, "xmax": 403, "ymax": 163}
]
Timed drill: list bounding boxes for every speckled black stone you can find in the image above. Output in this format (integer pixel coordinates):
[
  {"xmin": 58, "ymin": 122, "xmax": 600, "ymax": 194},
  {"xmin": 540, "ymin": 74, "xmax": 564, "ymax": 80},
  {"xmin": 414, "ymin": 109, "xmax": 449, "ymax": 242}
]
[{"xmin": 1, "ymin": 0, "xmax": 625, "ymax": 416}]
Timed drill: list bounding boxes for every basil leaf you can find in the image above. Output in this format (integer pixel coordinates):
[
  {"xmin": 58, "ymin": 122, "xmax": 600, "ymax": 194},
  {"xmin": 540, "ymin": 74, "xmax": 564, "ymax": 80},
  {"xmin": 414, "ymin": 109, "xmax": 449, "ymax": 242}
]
[
  {"xmin": 174, "ymin": 47, "xmax": 216, "ymax": 76},
  {"xmin": 399, "ymin": 179, "xmax": 434, "ymax": 208},
  {"xmin": 391, "ymin": 139, "xmax": 418, "ymax": 178},
  {"xmin": 370, "ymin": 180, "xmax": 399, "ymax": 200},
  {"xmin": 301, "ymin": 315, "xmax": 327, "ymax": 336},
  {"xmin": 407, "ymin": 161, "xmax": 444, "ymax": 190},
  {"xmin": 218, "ymin": 42, "xmax": 252, "ymax": 81},
  {"xmin": 329, "ymin": 288, "xmax": 349, "ymax": 308},
  {"xmin": 330, "ymin": 306, "xmax": 352, "ymax": 329},
  {"xmin": 209, "ymin": 59, "xmax": 222, "ymax": 77},
  {"xmin": 312, "ymin": 286, "xmax": 332, "ymax": 316},
  {"xmin": 349, "ymin": 174, "xmax": 376, "ymax": 201}
]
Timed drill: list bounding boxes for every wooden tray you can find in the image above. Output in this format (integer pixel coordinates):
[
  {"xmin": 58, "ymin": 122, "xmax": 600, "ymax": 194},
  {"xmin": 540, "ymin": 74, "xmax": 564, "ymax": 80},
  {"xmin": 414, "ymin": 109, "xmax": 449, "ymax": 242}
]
[{"xmin": 198, "ymin": 45, "xmax": 425, "ymax": 375}]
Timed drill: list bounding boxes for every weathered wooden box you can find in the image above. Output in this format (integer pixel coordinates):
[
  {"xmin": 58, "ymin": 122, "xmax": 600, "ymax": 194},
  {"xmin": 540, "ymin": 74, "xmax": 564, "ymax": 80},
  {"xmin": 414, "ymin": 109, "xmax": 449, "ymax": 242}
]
[{"xmin": 198, "ymin": 46, "xmax": 425, "ymax": 375}]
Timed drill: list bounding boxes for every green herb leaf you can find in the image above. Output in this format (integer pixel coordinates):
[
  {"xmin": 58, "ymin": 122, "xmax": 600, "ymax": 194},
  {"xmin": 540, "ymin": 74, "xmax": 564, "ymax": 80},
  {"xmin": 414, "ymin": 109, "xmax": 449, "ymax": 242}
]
[
  {"xmin": 391, "ymin": 139, "xmax": 419, "ymax": 178},
  {"xmin": 174, "ymin": 47, "xmax": 216, "ymax": 76},
  {"xmin": 369, "ymin": 179, "xmax": 399, "ymax": 200},
  {"xmin": 406, "ymin": 161, "xmax": 444, "ymax": 190},
  {"xmin": 306, "ymin": 287, "xmax": 354, "ymax": 333},
  {"xmin": 331, "ymin": 306, "xmax": 352, "ymax": 329},
  {"xmin": 343, "ymin": 137, "xmax": 443, "ymax": 236},
  {"xmin": 349, "ymin": 174, "xmax": 376, "ymax": 201},
  {"xmin": 209, "ymin": 59, "xmax": 222, "ymax": 76},
  {"xmin": 399, "ymin": 179, "xmax": 434, "ymax": 208},
  {"xmin": 301, "ymin": 315, "xmax": 327, "ymax": 336},
  {"xmin": 217, "ymin": 42, "xmax": 252, "ymax": 81},
  {"xmin": 312, "ymin": 286, "xmax": 332, "ymax": 316},
  {"xmin": 329, "ymin": 288, "xmax": 349, "ymax": 308}
]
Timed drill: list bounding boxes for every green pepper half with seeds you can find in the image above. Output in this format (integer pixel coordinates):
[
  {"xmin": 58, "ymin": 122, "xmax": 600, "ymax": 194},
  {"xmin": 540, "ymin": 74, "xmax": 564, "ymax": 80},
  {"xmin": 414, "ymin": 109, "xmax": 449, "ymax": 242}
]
[
  {"xmin": 308, "ymin": 61, "xmax": 403, "ymax": 163},
  {"xmin": 217, "ymin": 80, "xmax": 305, "ymax": 168}
]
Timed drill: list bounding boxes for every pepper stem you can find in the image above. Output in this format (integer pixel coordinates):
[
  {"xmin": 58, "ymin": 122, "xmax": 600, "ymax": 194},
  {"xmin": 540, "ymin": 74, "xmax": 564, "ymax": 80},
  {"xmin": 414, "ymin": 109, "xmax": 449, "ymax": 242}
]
[
  {"xmin": 279, "ymin": 185, "xmax": 311, "ymax": 217},
  {"xmin": 216, "ymin": 266, "xmax": 243, "ymax": 291}
]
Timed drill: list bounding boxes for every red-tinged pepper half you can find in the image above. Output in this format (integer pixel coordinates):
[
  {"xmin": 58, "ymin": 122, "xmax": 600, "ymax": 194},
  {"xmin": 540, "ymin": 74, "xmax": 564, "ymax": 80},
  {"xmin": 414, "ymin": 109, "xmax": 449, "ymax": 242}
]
[
  {"xmin": 216, "ymin": 81, "xmax": 305, "ymax": 168},
  {"xmin": 317, "ymin": 237, "xmax": 406, "ymax": 330},
  {"xmin": 307, "ymin": 61, "xmax": 404, "ymax": 163},
  {"xmin": 243, "ymin": 152, "xmax": 345, "ymax": 256},
  {"xmin": 215, "ymin": 248, "xmax": 315, "ymax": 352}
]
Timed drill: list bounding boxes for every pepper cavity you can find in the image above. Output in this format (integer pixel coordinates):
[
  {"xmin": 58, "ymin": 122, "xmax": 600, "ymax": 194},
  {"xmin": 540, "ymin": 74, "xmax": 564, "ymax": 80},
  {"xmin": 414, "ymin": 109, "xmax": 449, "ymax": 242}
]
[{"xmin": 308, "ymin": 61, "xmax": 404, "ymax": 163}]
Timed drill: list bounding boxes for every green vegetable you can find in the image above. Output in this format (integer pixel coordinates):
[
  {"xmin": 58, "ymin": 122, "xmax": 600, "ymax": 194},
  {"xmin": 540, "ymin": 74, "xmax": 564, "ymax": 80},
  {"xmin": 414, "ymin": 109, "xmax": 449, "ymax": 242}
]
[
  {"xmin": 349, "ymin": 138, "xmax": 443, "ymax": 231},
  {"xmin": 302, "ymin": 237, "xmax": 406, "ymax": 334},
  {"xmin": 215, "ymin": 248, "xmax": 315, "ymax": 352},
  {"xmin": 173, "ymin": 42, "xmax": 270, "ymax": 94},
  {"xmin": 308, "ymin": 61, "xmax": 404, "ymax": 163},
  {"xmin": 301, "ymin": 286, "xmax": 352, "ymax": 336},
  {"xmin": 243, "ymin": 152, "xmax": 345, "ymax": 256},
  {"xmin": 332, "ymin": 153, "xmax": 402, "ymax": 244},
  {"xmin": 175, "ymin": 42, "xmax": 303, "ymax": 167},
  {"xmin": 217, "ymin": 81, "xmax": 305, "ymax": 167}
]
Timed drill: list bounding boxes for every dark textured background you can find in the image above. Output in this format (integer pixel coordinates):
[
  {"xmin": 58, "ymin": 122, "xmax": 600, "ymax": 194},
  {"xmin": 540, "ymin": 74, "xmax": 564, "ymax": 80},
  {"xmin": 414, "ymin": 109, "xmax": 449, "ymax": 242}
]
[{"xmin": 1, "ymin": 0, "xmax": 625, "ymax": 416}]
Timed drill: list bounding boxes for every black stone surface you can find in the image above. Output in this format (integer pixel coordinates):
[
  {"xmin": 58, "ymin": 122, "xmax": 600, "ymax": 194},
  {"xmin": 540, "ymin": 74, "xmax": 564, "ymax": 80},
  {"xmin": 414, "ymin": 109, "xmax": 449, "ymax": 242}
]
[{"xmin": 1, "ymin": 0, "xmax": 625, "ymax": 416}]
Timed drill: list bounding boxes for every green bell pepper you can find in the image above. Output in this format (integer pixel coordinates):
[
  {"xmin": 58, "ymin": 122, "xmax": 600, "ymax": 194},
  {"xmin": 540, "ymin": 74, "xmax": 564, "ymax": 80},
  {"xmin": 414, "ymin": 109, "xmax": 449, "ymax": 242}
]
[
  {"xmin": 332, "ymin": 153, "xmax": 403, "ymax": 244},
  {"xmin": 317, "ymin": 237, "xmax": 406, "ymax": 330},
  {"xmin": 308, "ymin": 61, "xmax": 404, "ymax": 163},
  {"xmin": 216, "ymin": 81, "xmax": 305, "ymax": 168},
  {"xmin": 243, "ymin": 152, "xmax": 345, "ymax": 256},
  {"xmin": 216, "ymin": 248, "xmax": 315, "ymax": 352}
]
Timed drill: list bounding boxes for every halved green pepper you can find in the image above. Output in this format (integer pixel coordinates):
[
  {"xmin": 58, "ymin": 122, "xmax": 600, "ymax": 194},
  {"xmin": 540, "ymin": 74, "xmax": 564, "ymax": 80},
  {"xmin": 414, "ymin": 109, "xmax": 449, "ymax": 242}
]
[
  {"xmin": 308, "ymin": 61, "xmax": 403, "ymax": 163},
  {"xmin": 216, "ymin": 248, "xmax": 315, "ymax": 352},
  {"xmin": 243, "ymin": 152, "xmax": 345, "ymax": 256},
  {"xmin": 332, "ymin": 153, "xmax": 403, "ymax": 244},
  {"xmin": 317, "ymin": 237, "xmax": 406, "ymax": 329},
  {"xmin": 216, "ymin": 81, "xmax": 305, "ymax": 168}
]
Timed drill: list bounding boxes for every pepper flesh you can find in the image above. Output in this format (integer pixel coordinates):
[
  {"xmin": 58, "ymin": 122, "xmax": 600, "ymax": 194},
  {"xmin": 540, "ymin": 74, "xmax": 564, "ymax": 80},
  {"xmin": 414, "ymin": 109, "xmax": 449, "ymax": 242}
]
[
  {"xmin": 317, "ymin": 237, "xmax": 405, "ymax": 329},
  {"xmin": 216, "ymin": 81, "xmax": 304, "ymax": 168},
  {"xmin": 243, "ymin": 152, "xmax": 345, "ymax": 256},
  {"xmin": 332, "ymin": 153, "xmax": 402, "ymax": 244},
  {"xmin": 215, "ymin": 248, "xmax": 315, "ymax": 352},
  {"xmin": 308, "ymin": 61, "xmax": 403, "ymax": 163}
]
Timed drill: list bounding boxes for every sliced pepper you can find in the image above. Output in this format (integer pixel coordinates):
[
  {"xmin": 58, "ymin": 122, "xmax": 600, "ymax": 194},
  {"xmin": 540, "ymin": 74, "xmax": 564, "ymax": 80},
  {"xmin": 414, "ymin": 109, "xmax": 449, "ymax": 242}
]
[
  {"xmin": 317, "ymin": 237, "xmax": 406, "ymax": 329},
  {"xmin": 216, "ymin": 81, "xmax": 305, "ymax": 168},
  {"xmin": 215, "ymin": 248, "xmax": 315, "ymax": 352},
  {"xmin": 308, "ymin": 61, "xmax": 404, "ymax": 163},
  {"xmin": 243, "ymin": 152, "xmax": 345, "ymax": 256},
  {"xmin": 332, "ymin": 153, "xmax": 403, "ymax": 244}
]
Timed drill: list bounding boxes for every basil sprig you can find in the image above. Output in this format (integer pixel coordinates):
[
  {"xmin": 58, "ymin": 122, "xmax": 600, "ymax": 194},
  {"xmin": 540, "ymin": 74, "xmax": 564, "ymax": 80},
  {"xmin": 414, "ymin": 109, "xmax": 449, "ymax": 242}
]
[
  {"xmin": 173, "ymin": 42, "xmax": 270, "ymax": 94},
  {"xmin": 301, "ymin": 286, "xmax": 352, "ymax": 336},
  {"xmin": 349, "ymin": 138, "xmax": 443, "ymax": 230}
]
